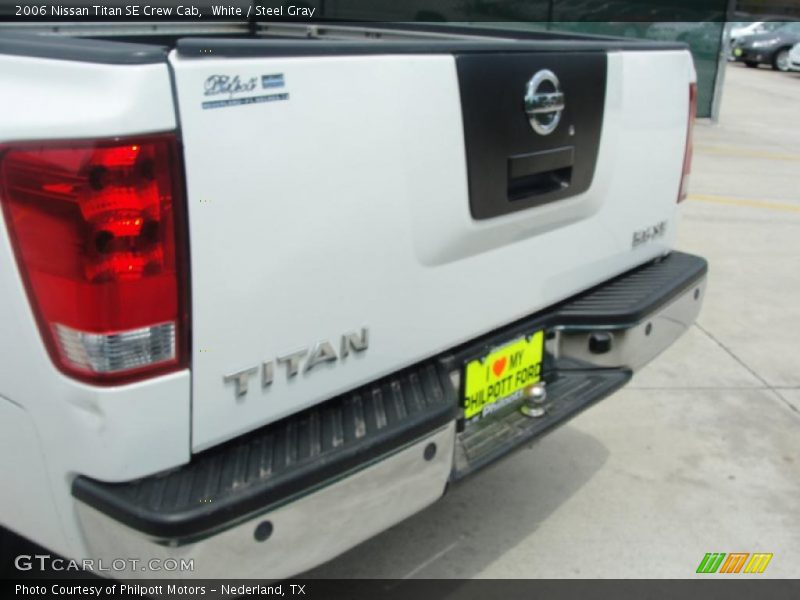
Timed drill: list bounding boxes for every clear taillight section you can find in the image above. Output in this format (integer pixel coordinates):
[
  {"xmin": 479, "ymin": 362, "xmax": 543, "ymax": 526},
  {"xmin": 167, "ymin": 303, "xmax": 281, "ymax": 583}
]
[
  {"xmin": 678, "ymin": 82, "xmax": 698, "ymax": 203},
  {"xmin": 0, "ymin": 135, "xmax": 188, "ymax": 384}
]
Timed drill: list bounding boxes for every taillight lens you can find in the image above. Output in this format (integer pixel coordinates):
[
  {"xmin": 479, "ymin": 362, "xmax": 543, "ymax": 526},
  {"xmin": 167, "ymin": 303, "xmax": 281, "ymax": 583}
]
[
  {"xmin": 0, "ymin": 135, "xmax": 188, "ymax": 384},
  {"xmin": 678, "ymin": 82, "xmax": 697, "ymax": 203}
]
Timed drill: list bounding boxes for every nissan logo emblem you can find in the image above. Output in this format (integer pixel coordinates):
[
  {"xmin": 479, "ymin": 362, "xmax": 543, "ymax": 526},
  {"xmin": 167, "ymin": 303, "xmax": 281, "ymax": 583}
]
[{"xmin": 524, "ymin": 70, "xmax": 565, "ymax": 136}]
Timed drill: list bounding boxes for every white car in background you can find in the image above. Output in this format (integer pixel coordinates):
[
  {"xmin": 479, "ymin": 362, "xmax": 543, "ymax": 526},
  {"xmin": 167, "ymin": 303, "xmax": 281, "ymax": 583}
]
[
  {"xmin": 790, "ymin": 42, "xmax": 800, "ymax": 71},
  {"xmin": 731, "ymin": 21, "xmax": 782, "ymax": 43}
]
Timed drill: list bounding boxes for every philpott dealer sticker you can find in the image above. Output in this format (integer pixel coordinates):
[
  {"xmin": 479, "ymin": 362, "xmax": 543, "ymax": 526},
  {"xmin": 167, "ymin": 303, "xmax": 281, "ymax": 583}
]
[{"xmin": 202, "ymin": 73, "xmax": 289, "ymax": 110}]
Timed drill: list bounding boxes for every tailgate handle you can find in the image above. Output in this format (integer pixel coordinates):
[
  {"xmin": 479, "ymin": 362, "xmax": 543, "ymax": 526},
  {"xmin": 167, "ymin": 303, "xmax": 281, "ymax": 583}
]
[{"xmin": 507, "ymin": 147, "xmax": 574, "ymax": 201}]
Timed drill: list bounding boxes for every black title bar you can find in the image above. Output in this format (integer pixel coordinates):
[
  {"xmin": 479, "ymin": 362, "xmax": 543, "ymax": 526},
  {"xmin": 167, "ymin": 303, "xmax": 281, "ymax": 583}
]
[
  {"xmin": 5, "ymin": 579, "xmax": 800, "ymax": 600},
  {"xmin": 1, "ymin": 0, "xmax": 798, "ymax": 23}
]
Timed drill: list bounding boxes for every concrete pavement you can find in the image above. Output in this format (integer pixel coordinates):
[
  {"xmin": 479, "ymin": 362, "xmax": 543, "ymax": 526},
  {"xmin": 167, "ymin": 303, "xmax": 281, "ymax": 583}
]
[{"xmin": 304, "ymin": 63, "xmax": 800, "ymax": 579}]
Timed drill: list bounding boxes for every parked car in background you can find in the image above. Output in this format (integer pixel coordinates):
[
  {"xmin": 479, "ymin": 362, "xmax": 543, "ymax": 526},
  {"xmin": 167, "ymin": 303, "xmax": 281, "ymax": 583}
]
[
  {"xmin": 790, "ymin": 42, "xmax": 800, "ymax": 72},
  {"xmin": 731, "ymin": 21, "xmax": 800, "ymax": 71},
  {"xmin": 728, "ymin": 21, "xmax": 783, "ymax": 59}
]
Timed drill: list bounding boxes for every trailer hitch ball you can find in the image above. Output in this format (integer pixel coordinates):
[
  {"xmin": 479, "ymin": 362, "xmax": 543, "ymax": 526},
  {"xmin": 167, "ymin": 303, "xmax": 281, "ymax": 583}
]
[{"xmin": 521, "ymin": 382, "xmax": 548, "ymax": 418}]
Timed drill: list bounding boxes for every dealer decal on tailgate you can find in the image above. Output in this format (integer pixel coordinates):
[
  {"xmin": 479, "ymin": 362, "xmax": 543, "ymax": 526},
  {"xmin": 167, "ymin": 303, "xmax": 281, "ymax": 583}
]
[{"xmin": 463, "ymin": 331, "xmax": 544, "ymax": 421}]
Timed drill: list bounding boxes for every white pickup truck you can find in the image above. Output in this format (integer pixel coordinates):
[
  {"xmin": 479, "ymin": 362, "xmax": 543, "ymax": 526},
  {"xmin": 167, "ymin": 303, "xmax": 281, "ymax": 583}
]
[{"xmin": 0, "ymin": 21, "xmax": 706, "ymax": 579}]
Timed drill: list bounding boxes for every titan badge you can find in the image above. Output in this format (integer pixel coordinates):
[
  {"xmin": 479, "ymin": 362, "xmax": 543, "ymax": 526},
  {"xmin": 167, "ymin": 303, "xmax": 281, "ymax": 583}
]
[
  {"xmin": 524, "ymin": 69, "xmax": 565, "ymax": 136},
  {"xmin": 223, "ymin": 328, "xmax": 369, "ymax": 398}
]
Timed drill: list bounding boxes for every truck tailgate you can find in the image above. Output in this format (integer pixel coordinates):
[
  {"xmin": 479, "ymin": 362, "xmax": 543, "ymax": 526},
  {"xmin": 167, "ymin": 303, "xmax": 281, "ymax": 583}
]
[{"xmin": 169, "ymin": 40, "xmax": 693, "ymax": 451}]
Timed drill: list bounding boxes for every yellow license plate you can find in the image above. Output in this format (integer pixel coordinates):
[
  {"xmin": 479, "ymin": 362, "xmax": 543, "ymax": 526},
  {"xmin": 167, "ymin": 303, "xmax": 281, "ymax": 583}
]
[
  {"xmin": 734, "ymin": 47, "xmax": 743, "ymax": 57},
  {"xmin": 463, "ymin": 331, "xmax": 544, "ymax": 421}
]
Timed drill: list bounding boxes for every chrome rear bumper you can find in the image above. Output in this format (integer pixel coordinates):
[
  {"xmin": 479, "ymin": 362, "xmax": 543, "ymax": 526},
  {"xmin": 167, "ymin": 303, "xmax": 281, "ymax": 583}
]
[
  {"xmin": 76, "ymin": 424, "xmax": 455, "ymax": 579},
  {"xmin": 73, "ymin": 252, "xmax": 707, "ymax": 579},
  {"xmin": 556, "ymin": 277, "xmax": 706, "ymax": 371}
]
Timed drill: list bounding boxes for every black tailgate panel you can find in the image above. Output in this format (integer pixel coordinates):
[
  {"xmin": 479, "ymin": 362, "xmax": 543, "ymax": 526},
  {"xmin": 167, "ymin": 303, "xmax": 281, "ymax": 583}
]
[{"xmin": 457, "ymin": 52, "xmax": 607, "ymax": 219}]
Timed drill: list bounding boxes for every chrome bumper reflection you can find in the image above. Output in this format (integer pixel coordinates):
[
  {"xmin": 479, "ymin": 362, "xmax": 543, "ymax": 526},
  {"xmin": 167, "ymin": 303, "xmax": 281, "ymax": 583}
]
[{"xmin": 76, "ymin": 424, "xmax": 454, "ymax": 580}]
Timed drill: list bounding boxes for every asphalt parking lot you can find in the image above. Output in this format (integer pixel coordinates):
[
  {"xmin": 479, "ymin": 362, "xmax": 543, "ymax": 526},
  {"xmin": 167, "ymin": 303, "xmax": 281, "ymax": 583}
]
[{"xmin": 305, "ymin": 63, "xmax": 800, "ymax": 579}]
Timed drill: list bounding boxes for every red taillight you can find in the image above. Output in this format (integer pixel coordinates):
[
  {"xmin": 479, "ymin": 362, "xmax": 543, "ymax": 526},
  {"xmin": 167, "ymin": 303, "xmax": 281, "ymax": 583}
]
[
  {"xmin": 678, "ymin": 82, "xmax": 697, "ymax": 203},
  {"xmin": 0, "ymin": 135, "xmax": 188, "ymax": 384}
]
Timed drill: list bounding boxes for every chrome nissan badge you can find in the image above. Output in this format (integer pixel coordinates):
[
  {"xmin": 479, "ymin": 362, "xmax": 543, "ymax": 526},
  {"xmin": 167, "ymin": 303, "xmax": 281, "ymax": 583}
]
[{"xmin": 524, "ymin": 70, "xmax": 565, "ymax": 136}]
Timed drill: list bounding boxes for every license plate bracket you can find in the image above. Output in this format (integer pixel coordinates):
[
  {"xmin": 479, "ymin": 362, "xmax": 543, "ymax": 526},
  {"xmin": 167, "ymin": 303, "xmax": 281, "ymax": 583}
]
[{"xmin": 462, "ymin": 330, "xmax": 544, "ymax": 423}]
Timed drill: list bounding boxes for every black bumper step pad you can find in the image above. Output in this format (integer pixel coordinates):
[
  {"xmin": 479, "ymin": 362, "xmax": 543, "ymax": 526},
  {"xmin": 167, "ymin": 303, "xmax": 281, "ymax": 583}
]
[
  {"xmin": 453, "ymin": 360, "xmax": 632, "ymax": 480},
  {"xmin": 72, "ymin": 363, "xmax": 456, "ymax": 542},
  {"xmin": 554, "ymin": 251, "xmax": 707, "ymax": 326}
]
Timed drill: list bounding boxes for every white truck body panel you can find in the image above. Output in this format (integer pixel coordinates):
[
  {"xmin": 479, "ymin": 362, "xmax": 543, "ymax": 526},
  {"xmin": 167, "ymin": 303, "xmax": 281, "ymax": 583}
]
[{"xmin": 0, "ymin": 55, "xmax": 176, "ymax": 140}]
